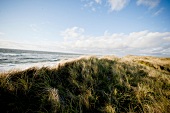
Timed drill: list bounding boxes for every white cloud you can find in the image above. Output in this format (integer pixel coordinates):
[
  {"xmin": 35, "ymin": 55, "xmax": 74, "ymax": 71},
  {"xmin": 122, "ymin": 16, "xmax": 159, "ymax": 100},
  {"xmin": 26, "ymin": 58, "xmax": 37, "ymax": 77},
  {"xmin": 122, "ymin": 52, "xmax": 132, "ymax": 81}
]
[
  {"xmin": 83, "ymin": 0, "xmax": 130, "ymax": 12},
  {"xmin": 82, "ymin": 0, "xmax": 161, "ymax": 12},
  {"xmin": 153, "ymin": 8, "xmax": 164, "ymax": 16},
  {"xmin": 59, "ymin": 27, "xmax": 170, "ymax": 56},
  {"xmin": 60, "ymin": 27, "xmax": 84, "ymax": 41},
  {"xmin": 136, "ymin": 0, "xmax": 160, "ymax": 8},
  {"xmin": 108, "ymin": 0, "xmax": 130, "ymax": 11},
  {"xmin": 95, "ymin": 0, "xmax": 102, "ymax": 4},
  {"xmin": 84, "ymin": 1, "xmax": 94, "ymax": 7},
  {"xmin": 1, "ymin": 27, "xmax": 170, "ymax": 56},
  {"xmin": 83, "ymin": 1, "xmax": 97, "ymax": 12}
]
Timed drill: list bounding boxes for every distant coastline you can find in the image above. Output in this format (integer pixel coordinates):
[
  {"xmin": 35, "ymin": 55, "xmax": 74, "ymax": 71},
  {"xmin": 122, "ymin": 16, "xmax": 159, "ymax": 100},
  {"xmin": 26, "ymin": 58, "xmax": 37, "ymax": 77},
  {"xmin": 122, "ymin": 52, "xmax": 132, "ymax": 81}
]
[{"xmin": 0, "ymin": 48, "xmax": 83, "ymax": 55}]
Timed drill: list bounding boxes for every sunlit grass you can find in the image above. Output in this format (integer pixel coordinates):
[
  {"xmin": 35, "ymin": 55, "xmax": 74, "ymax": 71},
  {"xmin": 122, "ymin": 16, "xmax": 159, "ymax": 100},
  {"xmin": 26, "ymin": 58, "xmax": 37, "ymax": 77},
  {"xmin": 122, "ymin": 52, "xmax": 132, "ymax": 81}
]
[{"xmin": 0, "ymin": 56, "xmax": 170, "ymax": 113}]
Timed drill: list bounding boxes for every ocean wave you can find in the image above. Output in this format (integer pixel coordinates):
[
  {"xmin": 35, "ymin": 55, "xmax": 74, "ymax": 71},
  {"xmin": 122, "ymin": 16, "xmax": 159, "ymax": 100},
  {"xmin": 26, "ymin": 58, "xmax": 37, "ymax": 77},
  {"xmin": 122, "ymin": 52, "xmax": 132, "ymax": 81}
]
[{"xmin": 0, "ymin": 48, "xmax": 81, "ymax": 72}]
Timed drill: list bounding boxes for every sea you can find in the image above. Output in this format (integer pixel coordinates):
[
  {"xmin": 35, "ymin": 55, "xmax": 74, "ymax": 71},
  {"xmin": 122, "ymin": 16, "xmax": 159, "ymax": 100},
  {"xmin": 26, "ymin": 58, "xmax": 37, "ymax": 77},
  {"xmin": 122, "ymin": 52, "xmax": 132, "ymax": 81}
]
[{"xmin": 0, "ymin": 48, "xmax": 82, "ymax": 72}]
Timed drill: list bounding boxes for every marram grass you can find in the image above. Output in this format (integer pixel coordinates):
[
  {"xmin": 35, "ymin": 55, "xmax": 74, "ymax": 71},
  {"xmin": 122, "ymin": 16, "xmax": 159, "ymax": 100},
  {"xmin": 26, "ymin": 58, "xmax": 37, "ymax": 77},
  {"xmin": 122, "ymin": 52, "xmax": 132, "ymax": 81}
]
[{"xmin": 0, "ymin": 56, "xmax": 170, "ymax": 113}]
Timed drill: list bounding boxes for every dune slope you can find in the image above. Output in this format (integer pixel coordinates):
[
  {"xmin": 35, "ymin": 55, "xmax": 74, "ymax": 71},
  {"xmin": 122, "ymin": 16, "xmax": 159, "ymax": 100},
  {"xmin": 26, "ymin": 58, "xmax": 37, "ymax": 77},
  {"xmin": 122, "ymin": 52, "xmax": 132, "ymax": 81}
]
[{"xmin": 0, "ymin": 56, "xmax": 170, "ymax": 113}]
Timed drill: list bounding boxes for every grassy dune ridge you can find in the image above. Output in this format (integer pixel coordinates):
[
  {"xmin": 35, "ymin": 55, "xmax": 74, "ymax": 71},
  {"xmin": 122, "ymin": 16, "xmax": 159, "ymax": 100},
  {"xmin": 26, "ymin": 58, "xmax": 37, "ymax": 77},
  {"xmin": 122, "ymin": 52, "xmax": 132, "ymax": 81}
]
[{"xmin": 0, "ymin": 55, "xmax": 170, "ymax": 113}]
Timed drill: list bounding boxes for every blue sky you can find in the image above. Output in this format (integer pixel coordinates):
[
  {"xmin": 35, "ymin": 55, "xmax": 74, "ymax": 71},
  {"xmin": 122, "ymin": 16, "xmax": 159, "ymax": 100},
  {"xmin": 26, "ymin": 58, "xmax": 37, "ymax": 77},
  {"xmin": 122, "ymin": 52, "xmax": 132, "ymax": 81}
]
[{"xmin": 0, "ymin": 0, "xmax": 170, "ymax": 56}]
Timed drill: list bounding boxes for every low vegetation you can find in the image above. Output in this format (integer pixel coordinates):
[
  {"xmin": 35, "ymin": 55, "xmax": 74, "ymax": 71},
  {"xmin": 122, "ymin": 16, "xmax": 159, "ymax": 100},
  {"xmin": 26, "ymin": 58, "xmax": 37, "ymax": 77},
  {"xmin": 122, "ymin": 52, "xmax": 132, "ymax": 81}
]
[{"xmin": 0, "ymin": 56, "xmax": 170, "ymax": 113}]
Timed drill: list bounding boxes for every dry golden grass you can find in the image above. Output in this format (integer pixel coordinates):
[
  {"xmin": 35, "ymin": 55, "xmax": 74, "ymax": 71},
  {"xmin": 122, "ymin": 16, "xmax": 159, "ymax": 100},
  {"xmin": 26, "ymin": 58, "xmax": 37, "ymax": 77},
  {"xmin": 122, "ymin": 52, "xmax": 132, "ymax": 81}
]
[{"xmin": 0, "ymin": 55, "xmax": 170, "ymax": 113}]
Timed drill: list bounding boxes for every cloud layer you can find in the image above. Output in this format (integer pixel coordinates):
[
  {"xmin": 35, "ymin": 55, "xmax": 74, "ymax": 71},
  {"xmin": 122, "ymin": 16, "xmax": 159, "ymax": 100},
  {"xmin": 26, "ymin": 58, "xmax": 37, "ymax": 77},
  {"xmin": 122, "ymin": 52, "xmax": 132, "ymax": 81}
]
[
  {"xmin": 108, "ymin": 0, "xmax": 130, "ymax": 11},
  {"xmin": 60, "ymin": 27, "xmax": 170, "ymax": 56},
  {"xmin": 83, "ymin": 0, "xmax": 161, "ymax": 11},
  {"xmin": 60, "ymin": 27, "xmax": 84, "ymax": 41},
  {"xmin": 95, "ymin": 0, "xmax": 102, "ymax": 4},
  {"xmin": 137, "ymin": 0, "xmax": 160, "ymax": 8},
  {"xmin": 1, "ymin": 27, "xmax": 170, "ymax": 56}
]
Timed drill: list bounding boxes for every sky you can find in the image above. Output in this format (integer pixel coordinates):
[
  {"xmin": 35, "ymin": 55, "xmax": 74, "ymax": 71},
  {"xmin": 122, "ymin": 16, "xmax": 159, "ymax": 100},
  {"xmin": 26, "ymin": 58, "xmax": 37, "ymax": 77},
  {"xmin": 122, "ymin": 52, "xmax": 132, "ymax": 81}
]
[{"xmin": 0, "ymin": 0, "xmax": 170, "ymax": 56}]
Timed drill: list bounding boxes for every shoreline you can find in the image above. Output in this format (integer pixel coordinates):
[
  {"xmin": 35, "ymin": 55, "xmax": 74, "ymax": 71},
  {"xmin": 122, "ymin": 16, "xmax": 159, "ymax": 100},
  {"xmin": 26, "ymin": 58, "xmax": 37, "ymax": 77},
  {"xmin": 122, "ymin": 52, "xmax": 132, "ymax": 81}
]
[
  {"xmin": 1, "ymin": 55, "xmax": 170, "ymax": 73},
  {"xmin": 0, "ymin": 56, "xmax": 89, "ymax": 73}
]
